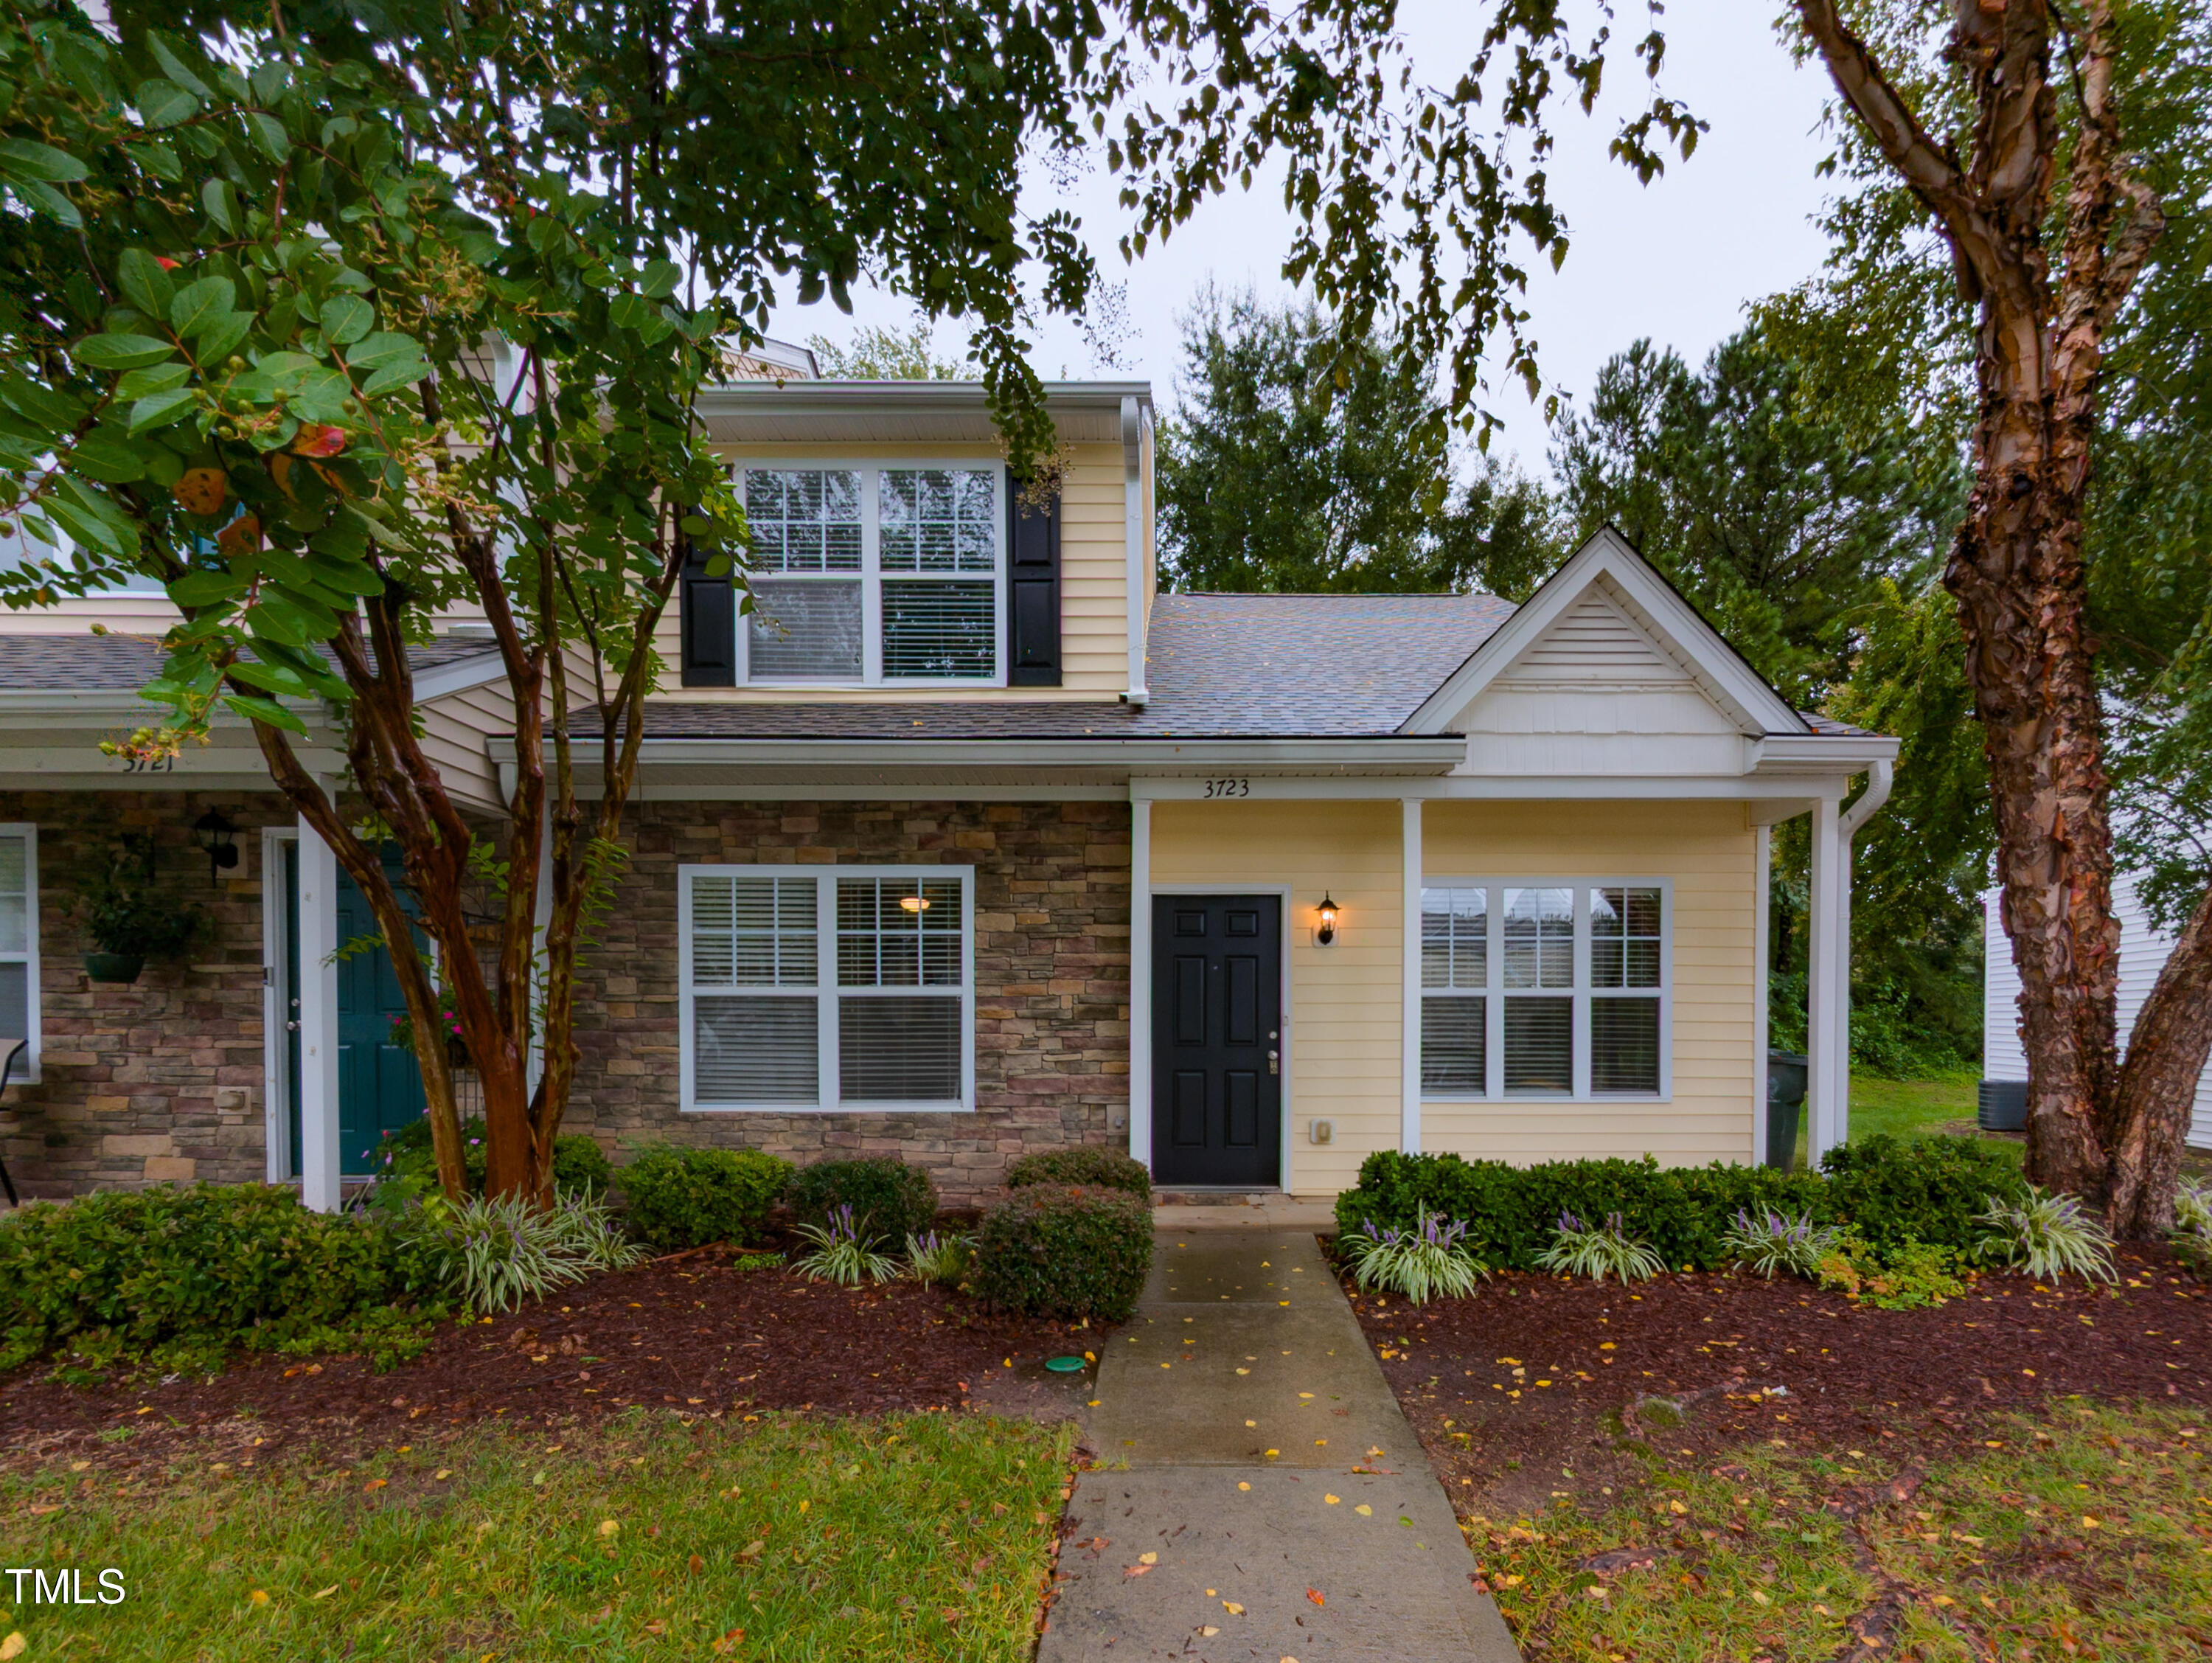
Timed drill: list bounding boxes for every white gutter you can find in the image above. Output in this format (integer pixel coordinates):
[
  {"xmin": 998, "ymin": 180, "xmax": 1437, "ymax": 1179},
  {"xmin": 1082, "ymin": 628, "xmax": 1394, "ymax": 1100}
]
[{"xmin": 1121, "ymin": 395, "xmax": 1150, "ymax": 709}]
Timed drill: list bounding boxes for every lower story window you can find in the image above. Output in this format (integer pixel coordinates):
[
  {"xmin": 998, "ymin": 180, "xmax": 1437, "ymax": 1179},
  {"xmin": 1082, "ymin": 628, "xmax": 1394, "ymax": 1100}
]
[
  {"xmin": 0, "ymin": 825, "xmax": 35, "ymax": 1069},
  {"xmin": 681, "ymin": 865, "xmax": 972, "ymax": 1111},
  {"xmin": 1420, "ymin": 881, "xmax": 1668, "ymax": 1099}
]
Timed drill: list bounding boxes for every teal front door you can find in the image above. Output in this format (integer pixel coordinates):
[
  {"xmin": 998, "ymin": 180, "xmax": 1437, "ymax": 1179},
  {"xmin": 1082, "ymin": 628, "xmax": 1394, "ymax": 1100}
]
[{"xmin": 335, "ymin": 857, "xmax": 428, "ymax": 1175}]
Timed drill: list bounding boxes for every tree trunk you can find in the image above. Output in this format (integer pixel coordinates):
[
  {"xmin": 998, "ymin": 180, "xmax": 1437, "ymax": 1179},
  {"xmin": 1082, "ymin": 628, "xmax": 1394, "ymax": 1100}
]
[{"xmin": 1793, "ymin": 0, "xmax": 2205, "ymax": 1235}]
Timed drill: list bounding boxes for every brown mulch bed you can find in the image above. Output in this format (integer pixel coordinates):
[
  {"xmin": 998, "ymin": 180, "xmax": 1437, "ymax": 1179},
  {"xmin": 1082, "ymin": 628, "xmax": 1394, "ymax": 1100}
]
[
  {"xmin": 0, "ymin": 1247, "xmax": 1102, "ymax": 1463},
  {"xmin": 1348, "ymin": 1243, "xmax": 2212, "ymax": 1517}
]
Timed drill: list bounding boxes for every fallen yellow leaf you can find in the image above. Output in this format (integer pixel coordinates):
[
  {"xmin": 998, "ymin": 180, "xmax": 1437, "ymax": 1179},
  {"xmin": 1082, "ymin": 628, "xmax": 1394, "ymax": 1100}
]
[
  {"xmin": 1325, "ymin": 1494, "xmax": 1341, "ymax": 1505},
  {"xmin": 1138, "ymin": 1552, "xmax": 1158, "ymax": 1565},
  {"xmin": 0, "ymin": 1634, "xmax": 24, "ymax": 1661},
  {"xmin": 1199, "ymin": 1626, "xmax": 1219, "ymax": 1637},
  {"xmin": 599, "ymin": 1519, "xmax": 621, "ymax": 1537},
  {"xmin": 312, "ymin": 1585, "xmax": 338, "ymax": 1600},
  {"xmin": 1222, "ymin": 1600, "xmax": 1245, "ymax": 1614},
  {"xmin": 1751, "ymin": 1590, "xmax": 1770, "ymax": 1605},
  {"xmin": 1237, "ymin": 1482, "xmax": 1251, "ymax": 1491},
  {"xmin": 1354, "ymin": 1504, "xmax": 1373, "ymax": 1517},
  {"xmin": 249, "ymin": 1589, "xmax": 270, "ymax": 1606},
  {"xmin": 2081, "ymin": 1516, "xmax": 2101, "ymax": 1528}
]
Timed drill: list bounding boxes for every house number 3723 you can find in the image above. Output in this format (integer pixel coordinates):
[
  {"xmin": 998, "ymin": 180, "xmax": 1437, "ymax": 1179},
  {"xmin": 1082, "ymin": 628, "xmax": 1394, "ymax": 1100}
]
[{"xmin": 1202, "ymin": 777, "xmax": 1251, "ymax": 799}]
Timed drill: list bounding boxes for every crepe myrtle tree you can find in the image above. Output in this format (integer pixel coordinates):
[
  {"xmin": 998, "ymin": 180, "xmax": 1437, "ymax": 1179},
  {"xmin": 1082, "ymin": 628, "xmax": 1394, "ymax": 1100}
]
[
  {"xmin": 0, "ymin": 13, "xmax": 758, "ymax": 1201},
  {"xmin": 3, "ymin": 0, "xmax": 1719, "ymax": 1196},
  {"xmin": 1784, "ymin": 0, "xmax": 2205, "ymax": 1234}
]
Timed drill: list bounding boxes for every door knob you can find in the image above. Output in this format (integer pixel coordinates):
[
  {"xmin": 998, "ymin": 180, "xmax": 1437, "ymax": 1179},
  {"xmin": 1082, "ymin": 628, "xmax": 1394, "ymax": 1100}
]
[{"xmin": 1267, "ymin": 1048, "xmax": 1279, "ymax": 1075}]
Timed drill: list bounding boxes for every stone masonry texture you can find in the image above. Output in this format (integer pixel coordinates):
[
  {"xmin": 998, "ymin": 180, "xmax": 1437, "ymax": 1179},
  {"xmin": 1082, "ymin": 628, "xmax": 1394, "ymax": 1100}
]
[
  {"xmin": 566, "ymin": 799, "xmax": 1133, "ymax": 1205},
  {"xmin": 0, "ymin": 790, "xmax": 293, "ymax": 1198}
]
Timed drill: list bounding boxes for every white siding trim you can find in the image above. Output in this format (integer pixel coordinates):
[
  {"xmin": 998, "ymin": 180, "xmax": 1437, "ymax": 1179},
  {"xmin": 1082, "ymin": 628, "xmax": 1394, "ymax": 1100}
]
[
  {"xmin": 1400, "ymin": 799, "xmax": 1422, "ymax": 1153},
  {"xmin": 295, "ymin": 813, "xmax": 344, "ymax": 1212},
  {"xmin": 678, "ymin": 863, "xmax": 977, "ymax": 1113},
  {"xmin": 260, "ymin": 827, "xmax": 298, "ymax": 1184},
  {"xmin": 1753, "ymin": 824, "xmax": 1772, "ymax": 1168},
  {"xmin": 1128, "ymin": 799, "xmax": 1152, "ymax": 1166}
]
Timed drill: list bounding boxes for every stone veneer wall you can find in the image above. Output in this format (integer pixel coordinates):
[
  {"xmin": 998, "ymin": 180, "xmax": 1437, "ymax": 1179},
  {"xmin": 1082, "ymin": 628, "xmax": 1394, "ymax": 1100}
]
[
  {"xmin": 566, "ymin": 800, "xmax": 1132, "ymax": 1204},
  {"xmin": 1, "ymin": 790, "xmax": 292, "ymax": 1198}
]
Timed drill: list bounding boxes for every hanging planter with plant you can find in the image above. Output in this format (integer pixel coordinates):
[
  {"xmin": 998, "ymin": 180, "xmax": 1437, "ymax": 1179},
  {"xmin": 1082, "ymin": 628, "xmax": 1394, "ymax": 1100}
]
[{"xmin": 72, "ymin": 838, "xmax": 209, "ymax": 985}]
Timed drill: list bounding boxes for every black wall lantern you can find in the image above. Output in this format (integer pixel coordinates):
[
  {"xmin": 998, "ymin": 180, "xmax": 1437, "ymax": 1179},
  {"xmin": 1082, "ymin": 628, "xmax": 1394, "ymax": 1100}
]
[
  {"xmin": 194, "ymin": 808, "xmax": 240, "ymax": 886},
  {"xmin": 1315, "ymin": 892, "xmax": 1339, "ymax": 946}
]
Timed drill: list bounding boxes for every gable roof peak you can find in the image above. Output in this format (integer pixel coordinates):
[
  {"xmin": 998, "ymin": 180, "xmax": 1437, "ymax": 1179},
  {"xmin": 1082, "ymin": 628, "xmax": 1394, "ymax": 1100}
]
[{"xmin": 1396, "ymin": 527, "xmax": 1809, "ymax": 737}]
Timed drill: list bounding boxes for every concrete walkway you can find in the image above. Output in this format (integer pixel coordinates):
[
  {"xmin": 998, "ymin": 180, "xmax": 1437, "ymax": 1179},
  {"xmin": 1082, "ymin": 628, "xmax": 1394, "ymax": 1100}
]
[{"xmin": 1041, "ymin": 1229, "xmax": 1520, "ymax": 1662}]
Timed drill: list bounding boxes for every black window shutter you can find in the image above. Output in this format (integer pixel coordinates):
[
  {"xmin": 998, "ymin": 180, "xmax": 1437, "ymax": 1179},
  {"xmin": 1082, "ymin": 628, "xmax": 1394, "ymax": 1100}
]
[
  {"xmin": 1006, "ymin": 473, "xmax": 1062, "ymax": 687},
  {"xmin": 679, "ymin": 535, "xmax": 737, "ymax": 687}
]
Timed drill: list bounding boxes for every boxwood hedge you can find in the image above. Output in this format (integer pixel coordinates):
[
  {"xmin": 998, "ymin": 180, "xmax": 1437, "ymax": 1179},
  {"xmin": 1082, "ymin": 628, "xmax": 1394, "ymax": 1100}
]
[
  {"xmin": 972, "ymin": 1184, "xmax": 1152, "ymax": 1321},
  {"xmin": 1333, "ymin": 1134, "xmax": 2026, "ymax": 1271},
  {"xmin": 1005, "ymin": 1147, "xmax": 1152, "ymax": 1198}
]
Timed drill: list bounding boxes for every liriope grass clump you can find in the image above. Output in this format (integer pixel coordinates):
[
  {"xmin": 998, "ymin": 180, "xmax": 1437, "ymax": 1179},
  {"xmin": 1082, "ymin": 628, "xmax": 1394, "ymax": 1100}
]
[
  {"xmin": 1341, "ymin": 1205, "xmax": 1487, "ymax": 1303},
  {"xmin": 1976, "ymin": 1185, "xmax": 2116, "ymax": 1283},
  {"xmin": 1720, "ymin": 1207, "xmax": 1840, "ymax": 1280},
  {"xmin": 793, "ymin": 1205, "xmax": 902, "ymax": 1287},
  {"xmin": 1537, "ymin": 1210, "xmax": 1666, "ymax": 1285},
  {"xmin": 411, "ymin": 1192, "xmax": 648, "ymax": 1315}
]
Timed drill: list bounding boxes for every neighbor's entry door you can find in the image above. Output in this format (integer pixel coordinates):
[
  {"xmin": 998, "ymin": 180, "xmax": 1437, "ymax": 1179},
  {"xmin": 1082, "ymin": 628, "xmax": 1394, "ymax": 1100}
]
[
  {"xmin": 1151, "ymin": 895, "xmax": 1283, "ymax": 1187},
  {"xmin": 334, "ymin": 853, "xmax": 428, "ymax": 1176}
]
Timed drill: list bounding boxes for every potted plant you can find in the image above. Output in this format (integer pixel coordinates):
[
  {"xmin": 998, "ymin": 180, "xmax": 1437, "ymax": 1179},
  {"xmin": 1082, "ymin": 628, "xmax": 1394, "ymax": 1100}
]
[{"xmin": 73, "ymin": 839, "xmax": 207, "ymax": 984}]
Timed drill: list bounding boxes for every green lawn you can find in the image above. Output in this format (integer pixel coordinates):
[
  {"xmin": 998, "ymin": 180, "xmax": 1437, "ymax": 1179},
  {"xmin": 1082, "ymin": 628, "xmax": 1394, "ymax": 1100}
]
[
  {"xmin": 0, "ymin": 1410, "xmax": 1074, "ymax": 1661},
  {"xmin": 1475, "ymin": 1400, "xmax": 2212, "ymax": 1662},
  {"xmin": 1849, "ymin": 1072, "xmax": 1981, "ymax": 1143}
]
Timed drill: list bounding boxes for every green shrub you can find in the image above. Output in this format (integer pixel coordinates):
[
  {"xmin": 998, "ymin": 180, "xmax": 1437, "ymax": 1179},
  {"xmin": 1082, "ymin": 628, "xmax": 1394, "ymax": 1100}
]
[
  {"xmin": 0, "ymin": 1184, "xmax": 445, "ymax": 1372},
  {"xmin": 376, "ymin": 1118, "xmax": 613, "ymax": 1199},
  {"xmin": 1819, "ymin": 1133, "xmax": 2027, "ymax": 1252},
  {"xmin": 1335, "ymin": 1152, "xmax": 1832, "ymax": 1272},
  {"xmin": 617, "ymin": 1145, "xmax": 792, "ymax": 1251},
  {"xmin": 786, "ymin": 1157, "xmax": 937, "ymax": 1249},
  {"xmin": 1334, "ymin": 1136, "xmax": 2030, "ymax": 1274},
  {"xmin": 971, "ymin": 1184, "xmax": 1152, "ymax": 1321},
  {"xmin": 1813, "ymin": 1235, "xmax": 1969, "ymax": 1309},
  {"xmin": 1005, "ymin": 1148, "xmax": 1152, "ymax": 1198}
]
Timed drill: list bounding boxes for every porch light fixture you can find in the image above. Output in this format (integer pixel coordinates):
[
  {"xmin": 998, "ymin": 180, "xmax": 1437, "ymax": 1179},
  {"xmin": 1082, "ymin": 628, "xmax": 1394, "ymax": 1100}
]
[
  {"xmin": 1316, "ymin": 892, "xmax": 1339, "ymax": 945},
  {"xmin": 898, "ymin": 893, "xmax": 931, "ymax": 914},
  {"xmin": 193, "ymin": 808, "xmax": 240, "ymax": 886}
]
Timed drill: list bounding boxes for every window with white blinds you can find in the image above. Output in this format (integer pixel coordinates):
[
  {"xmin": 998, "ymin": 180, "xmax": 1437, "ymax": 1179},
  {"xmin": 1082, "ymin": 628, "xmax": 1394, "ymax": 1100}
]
[
  {"xmin": 681, "ymin": 866, "xmax": 973, "ymax": 1111},
  {"xmin": 0, "ymin": 827, "xmax": 37, "ymax": 1071},
  {"xmin": 1419, "ymin": 880, "xmax": 1668, "ymax": 1099},
  {"xmin": 735, "ymin": 463, "xmax": 1003, "ymax": 685}
]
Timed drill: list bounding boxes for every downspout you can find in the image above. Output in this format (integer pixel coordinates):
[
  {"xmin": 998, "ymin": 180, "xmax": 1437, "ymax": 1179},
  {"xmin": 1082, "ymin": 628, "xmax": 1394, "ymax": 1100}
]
[
  {"xmin": 1121, "ymin": 395, "xmax": 1150, "ymax": 708},
  {"xmin": 1832, "ymin": 757, "xmax": 1894, "ymax": 1145}
]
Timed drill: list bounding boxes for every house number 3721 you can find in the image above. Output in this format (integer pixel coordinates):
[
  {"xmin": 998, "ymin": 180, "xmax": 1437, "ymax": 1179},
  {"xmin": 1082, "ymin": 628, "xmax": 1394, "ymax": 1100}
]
[{"xmin": 1202, "ymin": 777, "xmax": 1251, "ymax": 799}]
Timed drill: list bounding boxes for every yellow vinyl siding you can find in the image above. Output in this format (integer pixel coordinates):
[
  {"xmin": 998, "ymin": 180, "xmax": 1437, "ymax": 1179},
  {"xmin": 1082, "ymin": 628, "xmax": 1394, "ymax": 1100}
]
[
  {"xmin": 1149, "ymin": 799, "xmax": 1403, "ymax": 1197},
  {"xmin": 661, "ymin": 440, "xmax": 1129, "ymax": 700},
  {"xmin": 1419, "ymin": 799, "xmax": 1757, "ymax": 1169}
]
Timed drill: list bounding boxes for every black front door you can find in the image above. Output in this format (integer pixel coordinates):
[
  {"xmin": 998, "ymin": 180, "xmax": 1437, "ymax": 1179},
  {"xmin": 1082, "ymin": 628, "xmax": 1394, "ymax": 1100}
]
[{"xmin": 1152, "ymin": 895, "xmax": 1282, "ymax": 1186}]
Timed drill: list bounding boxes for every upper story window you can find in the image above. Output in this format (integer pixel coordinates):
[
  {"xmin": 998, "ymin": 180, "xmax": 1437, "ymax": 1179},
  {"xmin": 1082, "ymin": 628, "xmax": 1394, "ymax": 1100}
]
[
  {"xmin": 738, "ymin": 465, "xmax": 1003, "ymax": 686},
  {"xmin": 1419, "ymin": 880, "xmax": 1668, "ymax": 1100}
]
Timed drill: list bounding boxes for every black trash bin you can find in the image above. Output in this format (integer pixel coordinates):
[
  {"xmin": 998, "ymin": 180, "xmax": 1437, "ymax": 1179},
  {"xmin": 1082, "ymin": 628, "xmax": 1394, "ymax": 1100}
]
[{"xmin": 1766, "ymin": 1051, "xmax": 1809, "ymax": 1170}]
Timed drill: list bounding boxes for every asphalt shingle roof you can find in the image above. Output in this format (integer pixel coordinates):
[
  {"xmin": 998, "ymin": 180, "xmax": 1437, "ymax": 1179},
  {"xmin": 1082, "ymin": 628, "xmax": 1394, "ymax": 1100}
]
[
  {"xmin": 639, "ymin": 591, "xmax": 1517, "ymax": 740},
  {"xmin": 0, "ymin": 632, "xmax": 501, "ymax": 690}
]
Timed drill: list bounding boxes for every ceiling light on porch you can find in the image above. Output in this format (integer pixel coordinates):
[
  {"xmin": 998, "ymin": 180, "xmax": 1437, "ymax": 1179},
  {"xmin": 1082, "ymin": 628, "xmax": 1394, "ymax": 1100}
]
[
  {"xmin": 1316, "ymin": 892, "xmax": 1339, "ymax": 945},
  {"xmin": 898, "ymin": 894, "xmax": 931, "ymax": 914}
]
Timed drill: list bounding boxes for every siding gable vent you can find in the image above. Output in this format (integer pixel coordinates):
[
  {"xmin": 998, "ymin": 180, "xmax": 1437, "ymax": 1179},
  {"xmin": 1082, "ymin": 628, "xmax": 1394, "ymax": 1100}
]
[{"xmin": 1500, "ymin": 585, "xmax": 1683, "ymax": 683}]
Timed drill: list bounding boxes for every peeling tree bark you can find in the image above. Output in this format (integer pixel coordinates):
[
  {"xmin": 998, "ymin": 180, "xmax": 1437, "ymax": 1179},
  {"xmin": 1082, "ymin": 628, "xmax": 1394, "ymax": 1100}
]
[{"xmin": 1794, "ymin": 0, "xmax": 2204, "ymax": 1234}]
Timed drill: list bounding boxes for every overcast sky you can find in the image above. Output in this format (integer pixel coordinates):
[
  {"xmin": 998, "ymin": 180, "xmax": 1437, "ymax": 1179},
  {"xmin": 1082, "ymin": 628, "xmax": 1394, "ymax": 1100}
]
[{"xmin": 771, "ymin": 1, "xmax": 1843, "ymax": 481}]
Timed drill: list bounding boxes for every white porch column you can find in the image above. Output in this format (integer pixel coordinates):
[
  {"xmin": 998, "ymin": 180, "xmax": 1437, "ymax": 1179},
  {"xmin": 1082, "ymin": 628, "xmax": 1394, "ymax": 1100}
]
[
  {"xmin": 1401, "ymin": 797, "xmax": 1423, "ymax": 1154},
  {"xmin": 1127, "ymin": 796, "xmax": 1152, "ymax": 1169},
  {"xmin": 1753, "ymin": 823, "xmax": 1771, "ymax": 1168},
  {"xmin": 294, "ymin": 813, "xmax": 343, "ymax": 1212},
  {"xmin": 1806, "ymin": 793, "xmax": 1846, "ymax": 1163}
]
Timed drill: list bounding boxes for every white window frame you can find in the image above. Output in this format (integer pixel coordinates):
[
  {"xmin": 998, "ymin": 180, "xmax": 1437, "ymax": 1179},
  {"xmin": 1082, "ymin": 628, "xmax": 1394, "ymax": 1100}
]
[
  {"xmin": 730, "ymin": 458, "xmax": 1007, "ymax": 688},
  {"xmin": 1419, "ymin": 875, "xmax": 1672, "ymax": 1102},
  {"xmin": 679, "ymin": 863, "xmax": 977, "ymax": 1113},
  {"xmin": 0, "ymin": 823, "xmax": 39, "ymax": 1083}
]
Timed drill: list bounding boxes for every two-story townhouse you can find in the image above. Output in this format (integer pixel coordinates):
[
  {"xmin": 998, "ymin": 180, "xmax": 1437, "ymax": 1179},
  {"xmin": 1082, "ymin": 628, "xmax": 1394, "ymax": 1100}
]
[{"xmin": 0, "ymin": 369, "xmax": 1895, "ymax": 1208}]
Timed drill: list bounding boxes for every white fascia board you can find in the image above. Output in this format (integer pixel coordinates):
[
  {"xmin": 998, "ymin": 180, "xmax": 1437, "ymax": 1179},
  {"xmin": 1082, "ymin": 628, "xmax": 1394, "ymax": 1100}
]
[
  {"xmin": 1748, "ymin": 732, "xmax": 1901, "ymax": 771},
  {"xmin": 487, "ymin": 734, "xmax": 1467, "ymax": 776},
  {"xmin": 1399, "ymin": 528, "xmax": 1809, "ymax": 737},
  {"xmin": 695, "ymin": 381, "xmax": 1155, "ymax": 420},
  {"xmin": 411, "ymin": 648, "xmax": 509, "ymax": 702},
  {"xmin": 1135, "ymin": 774, "xmax": 1851, "ymax": 802}
]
